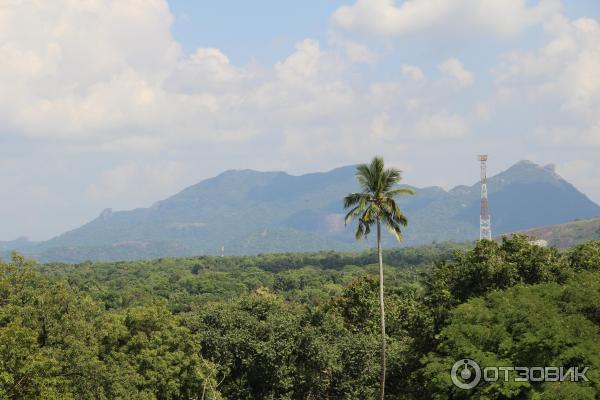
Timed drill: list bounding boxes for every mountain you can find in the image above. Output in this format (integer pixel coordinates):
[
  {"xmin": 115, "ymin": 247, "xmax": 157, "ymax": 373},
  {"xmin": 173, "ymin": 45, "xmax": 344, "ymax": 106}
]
[
  {"xmin": 0, "ymin": 237, "xmax": 39, "ymax": 254},
  {"xmin": 4, "ymin": 160, "xmax": 600, "ymax": 262},
  {"xmin": 509, "ymin": 216, "xmax": 600, "ymax": 248}
]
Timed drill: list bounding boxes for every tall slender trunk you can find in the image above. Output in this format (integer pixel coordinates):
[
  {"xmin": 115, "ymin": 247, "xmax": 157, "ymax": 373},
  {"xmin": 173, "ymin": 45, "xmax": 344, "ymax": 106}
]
[{"xmin": 377, "ymin": 219, "xmax": 386, "ymax": 400}]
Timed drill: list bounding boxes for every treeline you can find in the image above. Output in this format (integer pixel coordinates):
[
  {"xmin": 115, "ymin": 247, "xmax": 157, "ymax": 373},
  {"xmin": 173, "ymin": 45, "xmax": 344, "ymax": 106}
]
[
  {"xmin": 35, "ymin": 242, "xmax": 465, "ymax": 309},
  {"xmin": 1, "ymin": 237, "xmax": 599, "ymax": 399}
]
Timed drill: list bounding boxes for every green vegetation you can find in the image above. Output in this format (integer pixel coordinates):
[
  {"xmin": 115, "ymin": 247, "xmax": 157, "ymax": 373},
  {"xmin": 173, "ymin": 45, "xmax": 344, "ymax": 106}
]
[
  {"xmin": 35, "ymin": 244, "xmax": 458, "ymax": 309},
  {"xmin": 0, "ymin": 254, "xmax": 222, "ymax": 400},
  {"xmin": 516, "ymin": 216, "xmax": 600, "ymax": 248},
  {"xmin": 1, "ymin": 236, "xmax": 599, "ymax": 399}
]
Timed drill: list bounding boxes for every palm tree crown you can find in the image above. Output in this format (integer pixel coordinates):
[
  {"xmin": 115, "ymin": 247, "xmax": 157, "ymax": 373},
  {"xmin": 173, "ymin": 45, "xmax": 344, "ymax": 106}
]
[{"xmin": 344, "ymin": 157, "xmax": 415, "ymax": 240}]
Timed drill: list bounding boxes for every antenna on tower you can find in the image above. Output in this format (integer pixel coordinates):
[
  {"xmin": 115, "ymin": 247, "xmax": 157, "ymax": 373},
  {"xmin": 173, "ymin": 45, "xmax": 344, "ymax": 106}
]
[{"xmin": 478, "ymin": 155, "xmax": 492, "ymax": 240}]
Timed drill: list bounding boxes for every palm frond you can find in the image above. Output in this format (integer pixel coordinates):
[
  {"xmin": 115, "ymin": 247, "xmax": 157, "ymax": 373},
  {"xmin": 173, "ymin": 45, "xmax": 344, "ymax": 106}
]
[
  {"xmin": 386, "ymin": 187, "xmax": 416, "ymax": 198},
  {"xmin": 362, "ymin": 204, "xmax": 377, "ymax": 223},
  {"xmin": 381, "ymin": 198, "xmax": 408, "ymax": 226},
  {"xmin": 361, "ymin": 218, "xmax": 372, "ymax": 237},
  {"xmin": 355, "ymin": 164, "xmax": 373, "ymax": 193},
  {"xmin": 343, "ymin": 192, "xmax": 363, "ymax": 209},
  {"xmin": 381, "ymin": 168, "xmax": 401, "ymax": 192},
  {"xmin": 353, "ymin": 206, "xmax": 375, "ymax": 239},
  {"xmin": 382, "ymin": 213, "xmax": 403, "ymax": 242},
  {"xmin": 355, "ymin": 215, "xmax": 373, "ymax": 240},
  {"xmin": 370, "ymin": 157, "xmax": 385, "ymax": 176},
  {"xmin": 344, "ymin": 193, "xmax": 370, "ymax": 225},
  {"xmin": 371, "ymin": 157, "xmax": 385, "ymax": 192},
  {"xmin": 344, "ymin": 205, "xmax": 362, "ymax": 225},
  {"xmin": 355, "ymin": 221, "xmax": 366, "ymax": 240}
]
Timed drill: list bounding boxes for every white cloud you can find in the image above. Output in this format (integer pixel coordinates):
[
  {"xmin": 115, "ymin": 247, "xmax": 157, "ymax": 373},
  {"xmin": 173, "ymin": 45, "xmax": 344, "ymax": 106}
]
[
  {"xmin": 86, "ymin": 163, "xmax": 140, "ymax": 203},
  {"xmin": 414, "ymin": 111, "xmax": 468, "ymax": 138},
  {"xmin": 6, "ymin": 0, "xmax": 600, "ymax": 240},
  {"xmin": 474, "ymin": 102, "xmax": 492, "ymax": 120},
  {"xmin": 274, "ymin": 39, "xmax": 341, "ymax": 83},
  {"xmin": 438, "ymin": 58, "xmax": 474, "ymax": 86},
  {"xmin": 494, "ymin": 15, "xmax": 600, "ymax": 148},
  {"xmin": 0, "ymin": 0, "xmax": 179, "ymax": 139},
  {"xmin": 370, "ymin": 112, "xmax": 398, "ymax": 141},
  {"xmin": 86, "ymin": 161, "xmax": 186, "ymax": 206},
  {"xmin": 556, "ymin": 159, "xmax": 600, "ymax": 200},
  {"xmin": 165, "ymin": 48, "xmax": 249, "ymax": 93},
  {"xmin": 338, "ymin": 40, "xmax": 378, "ymax": 64},
  {"xmin": 535, "ymin": 124, "xmax": 600, "ymax": 147},
  {"xmin": 401, "ymin": 64, "xmax": 425, "ymax": 81},
  {"xmin": 98, "ymin": 136, "xmax": 164, "ymax": 152},
  {"xmin": 327, "ymin": 32, "xmax": 379, "ymax": 65},
  {"xmin": 332, "ymin": 0, "xmax": 561, "ymax": 38},
  {"xmin": 0, "ymin": 1, "xmax": 472, "ymax": 153}
]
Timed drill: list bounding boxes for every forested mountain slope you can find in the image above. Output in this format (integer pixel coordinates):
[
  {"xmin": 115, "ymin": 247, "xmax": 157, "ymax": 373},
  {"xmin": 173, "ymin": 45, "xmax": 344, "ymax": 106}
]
[
  {"xmin": 5, "ymin": 160, "xmax": 599, "ymax": 262},
  {"xmin": 509, "ymin": 216, "xmax": 600, "ymax": 248}
]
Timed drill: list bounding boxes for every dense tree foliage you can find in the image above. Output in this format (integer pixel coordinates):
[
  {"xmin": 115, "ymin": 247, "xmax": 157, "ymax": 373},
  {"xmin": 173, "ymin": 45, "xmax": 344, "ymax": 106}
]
[
  {"xmin": 35, "ymin": 244, "xmax": 460, "ymax": 310},
  {"xmin": 0, "ymin": 236, "xmax": 599, "ymax": 399},
  {"xmin": 422, "ymin": 272, "xmax": 600, "ymax": 399},
  {"xmin": 0, "ymin": 254, "xmax": 221, "ymax": 399}
]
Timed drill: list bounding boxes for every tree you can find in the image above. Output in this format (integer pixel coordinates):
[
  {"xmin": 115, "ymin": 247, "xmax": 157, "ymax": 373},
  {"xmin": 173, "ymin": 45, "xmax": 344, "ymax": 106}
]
[
  {"xmin": 567, "ymin": 240, "xmax": 600, "ymax": 272},
  {"xmin": 422, "ymin": 272, "xmax": 600, "ymax": 399},
  {"xmin": 187, "ymin": 289, "xmax": 304, "ymax": 399},
  {"xmin": 343, "ymin": 156, "xmax": 414, "ymax": 399}
]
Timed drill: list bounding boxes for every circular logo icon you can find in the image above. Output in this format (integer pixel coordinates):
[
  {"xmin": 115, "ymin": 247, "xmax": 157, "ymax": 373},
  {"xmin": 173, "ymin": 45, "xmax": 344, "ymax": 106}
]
[{"xmin": 451, "ymin": 358, "xmax": 481, "ymax": 390}]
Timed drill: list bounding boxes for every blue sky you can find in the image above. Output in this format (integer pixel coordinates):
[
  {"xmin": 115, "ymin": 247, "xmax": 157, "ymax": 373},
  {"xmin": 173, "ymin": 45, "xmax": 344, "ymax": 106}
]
[
  {"xmin": 169, "ymin": 1, "xmax": 348, "ymax": 64},
  {"xmin": 1, "ymin": 0, "xmax": 600, "ymax": 240},
  {"xmin": 167, "ymin": 1, "xmax": 595, "ymax": 62}
]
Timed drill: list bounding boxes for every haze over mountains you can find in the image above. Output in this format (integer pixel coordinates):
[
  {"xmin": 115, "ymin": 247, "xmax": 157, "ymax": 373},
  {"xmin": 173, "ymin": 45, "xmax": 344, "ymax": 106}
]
[{"xmin": 3, "ymin": 160, "xmax": 600, "ymax": 262}]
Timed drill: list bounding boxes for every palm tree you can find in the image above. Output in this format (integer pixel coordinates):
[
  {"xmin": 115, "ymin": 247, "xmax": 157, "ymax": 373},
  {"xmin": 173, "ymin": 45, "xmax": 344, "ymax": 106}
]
[{"xmin": 343, "ymin": 156, "xmax": 414, "ymax": 400}]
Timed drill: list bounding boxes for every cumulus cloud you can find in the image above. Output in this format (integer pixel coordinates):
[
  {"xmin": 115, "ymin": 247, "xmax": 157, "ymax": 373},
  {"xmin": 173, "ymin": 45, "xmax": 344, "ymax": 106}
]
[
  {"xmin": 165, "ymin": 48, "xmax": 249, "ymax": 93},
  {"xmin": 338, "ymin": 40, "xmax": 378, "ymax": 64},
  {"xmin": 4, "ymin": 0, "xmax": 599, "ymax": 240},
  {"xmin": 0, "ymin": 0, "xmax": 179, "ymax": 139},
  {"xmin": 494, "ymin": 15, "xmax": 600, "ymax": 148},
  {"xmin": 331, "ymin": 0, "xmax": 561, "ymax": 38},
  {"xmin": 414, "ymin": 111, "xmax": 468, "ymax": 138},
  {"xmin": 0, "ymin": 0, "xmax": 475, "ymax": 152},
  {"xmin": 274, "ymin": 39, "xmax": 341, "ymax": 83},
  {"xmin": 438, "ymin": 58, "xmax": 474, "ymax": 86},
  {"xmin": 401, "ymin": 64, "xmax": 425, "ymax": 81},
  {"xmin": 86, "ymin": 161, "xmax": 186, "ymax": 205}
]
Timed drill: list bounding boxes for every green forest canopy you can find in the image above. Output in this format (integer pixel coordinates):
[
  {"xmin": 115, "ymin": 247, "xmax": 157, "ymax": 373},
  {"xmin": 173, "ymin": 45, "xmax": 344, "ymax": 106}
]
[{"xmin": 0, "ymin": 236, "xmax": 599, "ymax": 399}]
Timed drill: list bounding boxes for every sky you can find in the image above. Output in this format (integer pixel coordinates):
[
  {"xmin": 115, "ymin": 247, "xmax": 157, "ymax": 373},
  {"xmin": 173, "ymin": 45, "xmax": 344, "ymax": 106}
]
[{"xmin": 1, "ymin": 0, "xmax": 600, "ymax": 241}]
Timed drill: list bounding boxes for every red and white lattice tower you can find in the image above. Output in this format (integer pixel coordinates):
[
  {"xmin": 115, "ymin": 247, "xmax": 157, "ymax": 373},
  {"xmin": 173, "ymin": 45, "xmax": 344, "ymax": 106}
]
[{"xmin": 478, "ymin": 155, "xmax": 492, "ymax": 240}]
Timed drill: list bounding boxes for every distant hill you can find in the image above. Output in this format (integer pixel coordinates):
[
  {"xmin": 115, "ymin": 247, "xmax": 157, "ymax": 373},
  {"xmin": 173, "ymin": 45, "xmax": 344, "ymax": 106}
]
[
  {"xmin": 0, "ymin": 237, "xmax": 40, "ymax": 254},
  {"xmin": 507, "ymin": 216, "xmax": 600, "ymax": 248},
  {"xmin": 4, "ymin": 160, "xmax": 600, "ymax": 262}
]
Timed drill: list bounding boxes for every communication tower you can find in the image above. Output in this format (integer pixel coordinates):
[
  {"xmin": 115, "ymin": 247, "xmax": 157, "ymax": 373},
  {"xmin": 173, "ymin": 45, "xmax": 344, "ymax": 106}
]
[{"xmin": 478, "ymin": 155, "xmax": 492, "ymax": 240}]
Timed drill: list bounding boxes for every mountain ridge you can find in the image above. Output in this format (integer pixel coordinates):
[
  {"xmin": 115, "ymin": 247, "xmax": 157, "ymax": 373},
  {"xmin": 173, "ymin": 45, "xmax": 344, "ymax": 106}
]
[
  {"xmin": 509, "ymin": 216, "xmax": 600, "ymax": 248},
  {"xmin": 4, "ymin": 160, "xmax": 600, "ymax": 262}
]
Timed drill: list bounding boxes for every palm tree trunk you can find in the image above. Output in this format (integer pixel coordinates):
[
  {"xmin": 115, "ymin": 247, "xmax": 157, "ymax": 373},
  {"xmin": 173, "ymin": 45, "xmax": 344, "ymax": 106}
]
[{"xmin": 377, "ymin": 219, "xmax": 386, "ymax": 400}]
